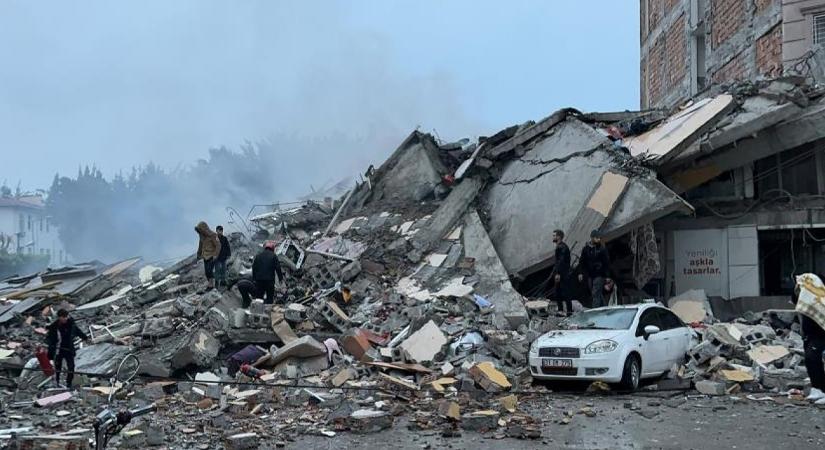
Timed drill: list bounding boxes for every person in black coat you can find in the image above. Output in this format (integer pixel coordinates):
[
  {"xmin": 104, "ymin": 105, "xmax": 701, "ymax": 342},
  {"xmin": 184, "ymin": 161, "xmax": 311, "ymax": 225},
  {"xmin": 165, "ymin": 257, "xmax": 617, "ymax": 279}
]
[
  {"xmin": 46, "ymin": 309, "xmax": 89, "ymax": 388},
  {"xmin": 215, "ymin": 226, "xmax": 232, "ymax": 287},
  {"xmin": 578, "ymin": 230, "xmax": 611, "ymax": 308},
  {"xmin": 551, "ymin": 230, "xmax": 572, "ymax": 317},
  {"xmin": 252, "ymin": 241, "xmax": 286, "ymax": 304},
  {"xmin": 792, "ymin": 283, "xmax": 825, "ymax": 403}
]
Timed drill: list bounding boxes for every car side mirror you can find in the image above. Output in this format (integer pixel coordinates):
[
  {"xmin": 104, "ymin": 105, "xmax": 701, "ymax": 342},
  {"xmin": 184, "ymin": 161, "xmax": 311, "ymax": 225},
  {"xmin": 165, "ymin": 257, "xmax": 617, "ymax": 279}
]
[{"xmin": 643, "ymin": 325, "xmax": 660, "ymax": 339}]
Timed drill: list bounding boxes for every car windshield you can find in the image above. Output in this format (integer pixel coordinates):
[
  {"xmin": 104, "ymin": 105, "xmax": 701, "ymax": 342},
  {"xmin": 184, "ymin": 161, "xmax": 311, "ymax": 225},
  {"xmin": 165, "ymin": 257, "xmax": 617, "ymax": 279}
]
[{"xmin": 562, "ymin": 308, "xmax": 638, "ymax": 330}]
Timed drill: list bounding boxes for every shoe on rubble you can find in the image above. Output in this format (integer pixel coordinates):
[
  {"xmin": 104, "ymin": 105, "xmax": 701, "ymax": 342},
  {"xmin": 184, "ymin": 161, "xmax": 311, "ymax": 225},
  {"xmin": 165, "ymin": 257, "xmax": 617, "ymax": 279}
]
[{"xmin": 807, "ymin": 388, "xmax": 825, "ymax": 401}]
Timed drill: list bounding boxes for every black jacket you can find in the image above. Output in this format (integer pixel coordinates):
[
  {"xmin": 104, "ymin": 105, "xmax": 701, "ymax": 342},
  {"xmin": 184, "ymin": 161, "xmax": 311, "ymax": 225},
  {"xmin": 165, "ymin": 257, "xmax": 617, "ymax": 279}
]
[
  {"xmin": 579, "ymin": 243, "xmax": 610, "ymax": 278},
  {"xmin": 553, "ymin": 242, "xmax": 571, "ymax": 278},
  {"xmin": 218, "ymin": 235, "xmax": 231, "ymax": 260},
  {"xmin": 801, "ymin": 314, "xmax": 825, "ymax": 340},
  {"xmin": 46, "ymin": 318, "xmax": 89, "ymax": 358},
  {"xmin": 252, "ymin": 249, "xmax": 284, "ymax": 282}
]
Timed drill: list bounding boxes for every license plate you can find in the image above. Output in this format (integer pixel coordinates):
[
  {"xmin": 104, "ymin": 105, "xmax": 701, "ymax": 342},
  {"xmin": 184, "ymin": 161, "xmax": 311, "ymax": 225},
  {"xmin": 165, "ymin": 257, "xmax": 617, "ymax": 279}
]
[{"xmin": 541, "ymin": 358, "xmax": 573, "ymax": 368}]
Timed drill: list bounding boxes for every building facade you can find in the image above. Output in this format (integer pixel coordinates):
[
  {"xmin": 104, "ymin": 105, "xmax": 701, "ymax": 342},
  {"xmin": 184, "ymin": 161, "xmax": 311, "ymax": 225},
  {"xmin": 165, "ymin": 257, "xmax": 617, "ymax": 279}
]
[
  {"xmin": 0, "ymin": 196, "xmax": 68, "ymax": 266},
  {"xmin": 640, "ymin": 0, "xmax": 825, "ymax": 109}
]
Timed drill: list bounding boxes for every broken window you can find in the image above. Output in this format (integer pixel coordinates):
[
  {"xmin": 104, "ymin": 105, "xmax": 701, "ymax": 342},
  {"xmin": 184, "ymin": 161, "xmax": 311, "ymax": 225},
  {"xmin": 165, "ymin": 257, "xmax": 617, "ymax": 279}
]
[
  {"xmin": 815, "ymin": 13, "xmax": 825, "ymax": 45},
  {"xmin": 754, "ymin": 144, "xmax": 819, "ymax": 198},
  {"xmin": 684, "ymin": 170, "xmax": 737, "ymax": 200},
  {"xmin": 759, "ymin": 228, "xmax": 825, "ymax": 296}
]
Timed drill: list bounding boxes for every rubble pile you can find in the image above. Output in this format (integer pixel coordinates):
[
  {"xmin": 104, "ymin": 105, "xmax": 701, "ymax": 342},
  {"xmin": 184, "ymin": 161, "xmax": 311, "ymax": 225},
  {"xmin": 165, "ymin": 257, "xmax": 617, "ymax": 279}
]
[
  {"xmin": 671, "ymin": 300, "xmax": 808, "ymax": 396},
  {"xmin": 1, "ymin": 77, "xmax": 824, "ymax": 447}
]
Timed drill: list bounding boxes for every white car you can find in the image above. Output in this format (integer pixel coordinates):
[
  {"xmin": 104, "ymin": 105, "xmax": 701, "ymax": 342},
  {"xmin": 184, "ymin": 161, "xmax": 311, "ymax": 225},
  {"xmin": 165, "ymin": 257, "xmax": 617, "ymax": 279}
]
[{"xmin": 528, "ymin": 304, "xmax": 694, "ymax": 390}]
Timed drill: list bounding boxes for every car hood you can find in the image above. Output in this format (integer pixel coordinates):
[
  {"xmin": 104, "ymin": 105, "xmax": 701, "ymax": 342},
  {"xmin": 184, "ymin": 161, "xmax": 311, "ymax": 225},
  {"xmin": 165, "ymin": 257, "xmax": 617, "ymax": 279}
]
[{"xmin": 535, "ymin": 329, "xmax": 625, "ymax": 348}]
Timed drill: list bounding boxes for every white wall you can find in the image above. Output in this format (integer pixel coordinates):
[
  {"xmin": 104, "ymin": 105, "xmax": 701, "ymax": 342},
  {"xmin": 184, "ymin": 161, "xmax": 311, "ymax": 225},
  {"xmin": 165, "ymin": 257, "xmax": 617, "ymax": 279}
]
[
  {"xmin": 670, "ymin": 225, "xmax": 761, "ymax": 299},
  {"xmin": 0, "ymin": 206, "xmax": 68, "ymax": 266}
]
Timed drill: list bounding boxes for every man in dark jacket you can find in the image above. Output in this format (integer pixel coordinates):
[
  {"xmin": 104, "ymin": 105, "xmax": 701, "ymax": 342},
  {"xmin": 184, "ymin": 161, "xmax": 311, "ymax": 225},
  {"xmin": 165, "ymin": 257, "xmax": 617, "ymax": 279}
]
[
  {"xmin": 252, "ymin": 241, "xmax": 286, "ymax": 304},
  {"xmin": 46, "ymin": 309, "xmax": 89, "ymax": 388},
  {"xmin": 215, "ymin": 226, "xmax": 231, "ymax": 288},
  {"xmin": 578, "ymin": 230, "xmax": 611, "ymax": 308},
  {"xmin": 551, "ymin": 230, "xmax": 572, "ymax": 317}
]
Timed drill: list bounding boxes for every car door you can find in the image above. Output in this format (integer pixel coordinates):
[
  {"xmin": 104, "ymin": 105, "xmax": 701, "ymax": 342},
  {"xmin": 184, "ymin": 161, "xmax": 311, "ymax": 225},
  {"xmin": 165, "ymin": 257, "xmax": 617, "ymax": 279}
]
[
  {"xmin": 635, "ymin": 308, "xmax": 668, "ymax": 375},
  {"xmin": 656, "ymin": 308, "xmax": 692, "ymax": 367}
]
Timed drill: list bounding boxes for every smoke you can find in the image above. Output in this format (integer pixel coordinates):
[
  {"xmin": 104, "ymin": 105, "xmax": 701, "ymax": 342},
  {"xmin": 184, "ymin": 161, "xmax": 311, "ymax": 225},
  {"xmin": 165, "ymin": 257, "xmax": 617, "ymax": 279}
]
[{"xmin": 1, "ymin": 1, "xmax": 490, "ymax": 264}]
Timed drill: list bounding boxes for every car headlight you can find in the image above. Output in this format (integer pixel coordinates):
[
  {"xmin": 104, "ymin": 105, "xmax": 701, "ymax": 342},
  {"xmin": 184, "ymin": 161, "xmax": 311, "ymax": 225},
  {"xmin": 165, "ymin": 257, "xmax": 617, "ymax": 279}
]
[
  {"xmin": 584, "ymin": 340, "xmax": 618, "ymax": 354},
  {"xmin": 529, "ymin": 341, "xmax": 539, "ymax": 355}
]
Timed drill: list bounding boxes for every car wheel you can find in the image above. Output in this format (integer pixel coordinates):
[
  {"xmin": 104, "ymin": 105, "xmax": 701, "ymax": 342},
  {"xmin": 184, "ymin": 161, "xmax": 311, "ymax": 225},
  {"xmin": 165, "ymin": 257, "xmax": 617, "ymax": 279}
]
[{"xmin": 619, "ymin": 354, "xmax": 641, "ymax": 391}]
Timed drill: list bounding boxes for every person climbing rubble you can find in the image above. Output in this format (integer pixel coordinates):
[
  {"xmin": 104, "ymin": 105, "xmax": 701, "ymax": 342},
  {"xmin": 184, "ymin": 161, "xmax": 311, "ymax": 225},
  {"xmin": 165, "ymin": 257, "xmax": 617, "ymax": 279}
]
[
  {"xmin": 251, "ymin": 241, "xmax": 286, "ymax": 304},
  {"xmin": 792, "ymin": 274, "xmax": 825, "ymax": 404},
  {"xmin": 551, "ymin": 229, "xmax": 572, "ymax": 317},
  {"xmin": 577, "ymin": 230, "xmax": 611, "ymax": 308},
  {"xmin": 46, "ymin": 309, "xmax": 90, "ymax": 388},
  {"xmin": 215, "ymin": 225, "xmax": 231, "ymax": 288},
  {"xmin": 195, "ymin": 221, "xmax": 221, "ymax": 290}
]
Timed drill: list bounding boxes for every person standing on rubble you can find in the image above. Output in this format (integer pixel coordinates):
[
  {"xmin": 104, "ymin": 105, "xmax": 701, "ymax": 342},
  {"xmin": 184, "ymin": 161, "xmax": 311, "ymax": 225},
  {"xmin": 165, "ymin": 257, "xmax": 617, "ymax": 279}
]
[
  {"xmin": 551, "ymin": 230, "xmax": 573, "ymax": 317},
  {"xmin": 195, "ymin": 221, "xmax": 221, "ymax": 290},
  {"xmin": 215, "ymin": 225, "xmax": 231, "ymax": 288},
  {"xmin": 792, "ymin": 282, "xmax": 825, "ymax": 403},
  {"xmin": 46, "ymin": 309, "xmax": 90, "ymax": 388},
  {"xmin": 578, "ymin": 230, "xmax": 611, "ymax": 308},
  {"xmin": 252, "ymin": 241, "xmax": 286, "ymax": 304}
]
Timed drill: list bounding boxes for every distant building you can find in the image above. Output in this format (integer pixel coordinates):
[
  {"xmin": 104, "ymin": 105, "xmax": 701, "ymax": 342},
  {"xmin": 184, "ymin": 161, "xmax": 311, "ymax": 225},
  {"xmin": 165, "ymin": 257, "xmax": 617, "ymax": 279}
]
[
  {"xmin": 640, "ymin": 0, "xmax": 825, "ymax": 109},
  {"xmin": 0, "ymin": 195, "xmax": 68, "ymax": 266}
]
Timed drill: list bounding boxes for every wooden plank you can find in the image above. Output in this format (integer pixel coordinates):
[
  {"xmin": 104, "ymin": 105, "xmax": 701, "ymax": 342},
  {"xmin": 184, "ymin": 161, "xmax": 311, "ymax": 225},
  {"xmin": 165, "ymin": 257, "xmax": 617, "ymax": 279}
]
[{"xmin": 566, "ymin": 172, "xmax": 629, "ymax": 255}]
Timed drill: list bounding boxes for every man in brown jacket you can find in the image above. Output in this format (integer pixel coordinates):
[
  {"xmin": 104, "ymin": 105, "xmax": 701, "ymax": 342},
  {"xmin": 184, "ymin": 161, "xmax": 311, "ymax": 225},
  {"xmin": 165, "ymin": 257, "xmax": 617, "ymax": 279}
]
[{"xmin": 195, "ymin": 221, "xmax": 221, "ymax": 290}]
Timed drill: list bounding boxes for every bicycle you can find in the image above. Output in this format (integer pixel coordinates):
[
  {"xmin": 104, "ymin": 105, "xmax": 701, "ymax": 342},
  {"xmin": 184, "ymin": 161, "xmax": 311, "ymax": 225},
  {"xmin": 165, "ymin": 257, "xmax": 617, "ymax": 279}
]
[{"xmin": 93, "ymin": 353, "xmax": 157, "ymax": 450}]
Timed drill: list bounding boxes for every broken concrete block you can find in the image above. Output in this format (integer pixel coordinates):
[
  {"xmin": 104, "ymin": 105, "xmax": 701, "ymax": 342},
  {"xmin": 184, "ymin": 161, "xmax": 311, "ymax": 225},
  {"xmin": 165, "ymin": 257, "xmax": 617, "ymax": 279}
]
[
  {"xmin": 341, "ymin": 329, "xmax": 372, "ymax": 361},
  {"xmin": 525, "ymin": 300, "xmax": 551, "ymax": 318},
  {"xmin": 172, "ymin": 329, "xmax": 220, "ymax": 370},
  {"xmin": 461, "ymin": 410, "xmax": 499, "ymax": 431},
  {"xmin": 270, "ymin": 307, "xmax": 298, "ymax": 344},
  {"xmin": 223, "ymin": 432, "xmax": 259, "ymax": 450},
  {"xmin": 398, "ymin": 320, "xmax": 447, "ymax": 363},
  {"xmin": 142, "ymin": 317, "xmax": 177, "ymax": 339},
  {"xmin": 688, "ymin": 341, "xmax": 720, "ymax": 365},
  {"xmin": 138, "ymin": 383, "xmax": 166, "ymax": 400},
  {"xmin": 498, "ymin": 394, "xmax": 518, "ymax": 413},
  {"xmin": 347, "ymin": 409, "xmax": 393, "ymax": 434},
  {"xmin": 438, "ymin": 401, "xmax": 460, "ymax": 420},
  {"xmin": 695, "ymin": 380, "xmax": 726, "ymax": 396},
  {"xmin": 271, "ymin": 336, "xmax": 327, "ymax": 365},
  {"xmin": 226, "ymin": 328, "xmax": 279, "ymax": 344},
  {"xmin": 121, "ymin": 429, "xmax": 146, "ymax": 448},
  {"xmin": 720, "ymin": 369, "xmax": 755, "ymax": 383},
  {"xmin": 747, "ymin": 345, "xmax": 790, "ymax": 366},
  {"xmin": 469, "ymin": 362, "xmax": 512, "ymax": 392},
  {"xmin": 332, "ymin": 367, "xmax": 357, "ymax": 387},
  {"xmin": 340, "ymin": 260, "xmax": 362, "ymax": 281}
]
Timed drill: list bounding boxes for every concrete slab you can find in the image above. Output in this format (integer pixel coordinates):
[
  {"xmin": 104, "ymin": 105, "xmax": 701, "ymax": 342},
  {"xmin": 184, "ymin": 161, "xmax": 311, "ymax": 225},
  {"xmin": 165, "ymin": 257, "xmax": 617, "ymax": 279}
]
[
  {"xmin": 626, "ymin": 94, "xmax": 735, "ymax": 164},
  {"xmin": 271, "ymin": 336, "xmax": 326, "ymax": 365},
  {"xmin": 462, "ymin": 211, "xmax": 528, "ymax": 330},
  {"xmin": 484, "ymin": 120, "xmax": 611, "ymax": 276},
  {"xmin": 399, "ymin": 320, "xmax": 447, "ymax": 364}
]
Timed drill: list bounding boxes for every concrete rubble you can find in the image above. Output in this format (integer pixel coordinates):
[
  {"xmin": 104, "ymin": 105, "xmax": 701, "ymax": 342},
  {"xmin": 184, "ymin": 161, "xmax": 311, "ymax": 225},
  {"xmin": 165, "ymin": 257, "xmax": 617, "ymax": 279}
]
[{"xmin": 2, "ymin": 76, "xmax": 825, "ymax": 447}]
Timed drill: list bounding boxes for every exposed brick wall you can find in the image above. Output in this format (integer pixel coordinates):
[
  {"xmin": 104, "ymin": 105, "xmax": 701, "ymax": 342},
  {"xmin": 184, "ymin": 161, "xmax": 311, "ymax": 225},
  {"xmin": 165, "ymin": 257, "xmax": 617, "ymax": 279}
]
[
  {"xmin": 756, "ymin": 24, "xmax": 783, "ymax": 77},
  {"xmin": 641, "ymin": 56, "xmax": 648, "ymax": 108},
  {"xmin": 754, "ymin": 0, "xmax": 776, "ymax": 13},
  {"xmin": 649, "ymin": 0, "xmax": 663, "ymax": 33},
  {"xmin": 712, "ymin": 51, "xmax": 748, "ymax": 84},
  {"xmin": 648, "ymin": 37, "xmax": 665, "ymax": 106},
  {"xmin": 665, "ymin": 0, "xmax": 681, "ymax": 15},
  {"xmin": 711, "ymin": 0, "xmax": 745, "ymax": 49},
  {"xmin": 665, "ymin": 14, "xmax": 688, "ymax": 91}
]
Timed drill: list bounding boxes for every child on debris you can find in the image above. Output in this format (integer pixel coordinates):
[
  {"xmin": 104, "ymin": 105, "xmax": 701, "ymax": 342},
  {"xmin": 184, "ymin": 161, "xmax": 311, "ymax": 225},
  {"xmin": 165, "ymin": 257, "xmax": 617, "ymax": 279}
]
[{"xmin": 195, "ymin": 221, "xmax": 221, "ymax": 290}]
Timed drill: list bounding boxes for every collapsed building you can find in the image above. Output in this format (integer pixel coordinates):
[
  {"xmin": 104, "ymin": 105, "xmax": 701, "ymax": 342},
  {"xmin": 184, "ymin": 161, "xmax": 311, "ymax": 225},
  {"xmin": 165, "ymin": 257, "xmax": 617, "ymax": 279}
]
[{"xmin": 1, "ymin": 76, "xmax": 824, "ymax": 448}]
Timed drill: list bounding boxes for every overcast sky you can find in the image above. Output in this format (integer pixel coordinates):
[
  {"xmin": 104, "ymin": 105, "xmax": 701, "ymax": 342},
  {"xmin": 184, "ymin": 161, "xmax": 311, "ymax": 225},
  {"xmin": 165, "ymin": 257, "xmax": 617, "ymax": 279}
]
[{"xmin": 0, "ymin": 1, "xmax": 640, "ymax": 196}]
